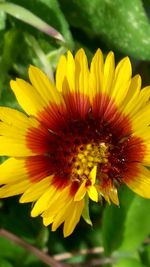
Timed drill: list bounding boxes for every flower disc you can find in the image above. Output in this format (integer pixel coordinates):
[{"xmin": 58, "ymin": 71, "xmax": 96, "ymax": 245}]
[{"xmin": 0, "ymin": 48, "xmax": 150, "ymax": 236}]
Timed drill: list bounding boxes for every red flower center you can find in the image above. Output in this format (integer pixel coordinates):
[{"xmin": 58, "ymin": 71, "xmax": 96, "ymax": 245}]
[{"xmin": 26, "ymin": 93, "xmax": 146, "ymax": 192}]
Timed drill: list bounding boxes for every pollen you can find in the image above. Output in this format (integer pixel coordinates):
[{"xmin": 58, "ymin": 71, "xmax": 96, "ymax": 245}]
[{"xmin": 70, "ymin": 142, "xmax": 108, "ymax": 183}]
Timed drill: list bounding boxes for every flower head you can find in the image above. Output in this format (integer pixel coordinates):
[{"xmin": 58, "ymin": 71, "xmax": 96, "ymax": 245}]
[{"xmin": 0, "ymin": 49, "xmax": 150, "ymax": 237}]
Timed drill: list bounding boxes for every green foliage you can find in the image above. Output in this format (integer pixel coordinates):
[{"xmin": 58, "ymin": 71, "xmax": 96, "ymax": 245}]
[
  {"xmin": 102, "ymin": 187, "xmax": 134, "ymax": 254},
  {"xmin": 119, "ymin": 196, "xmax": 150, "ymax": 252},
  {"xmin": 9, "ymin": 0, "xmax": 74, "ymax": 49},
  {"xmin": 0, "ymin": 11, "xmax": 6, "ymax": 30},
  {"xmin": 0, "ymin": 0, "xmax": 150, "ymax": 266},
  {"xmin": 113, "ymin": 258, "xmax": 146, "ymax": 267},
  {"xmin": 102, "ymin": 187, "xmax": 150, "ymax": 256},
  {"xmin": 59, "ymin": 0, "xmax": 150, "ymax": 59},
  {"xmin": 0, "ymin": 259, "xmax": 13, "ymax": 267},
  {"xmin": 82, "ymin": 195, "xmax": 92, "ymax": 226},
  {"xmin": 140, "ymin": 244, "xmax": 150, "ymax": 266},
  {"xmin": 0, "ymin": 236, "xmax": 24, "ymax": 259}
]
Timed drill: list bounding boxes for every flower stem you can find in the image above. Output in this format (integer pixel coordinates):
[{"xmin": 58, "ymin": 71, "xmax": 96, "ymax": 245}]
[{"xmin": 0, "ymin": 228, "xmax": 68, "ymax": 267}]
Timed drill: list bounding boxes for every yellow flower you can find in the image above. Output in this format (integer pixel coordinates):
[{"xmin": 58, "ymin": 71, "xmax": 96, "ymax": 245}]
[{"xmin": 0, "ymin": 49, "xmax": 150, "ymax": 237}]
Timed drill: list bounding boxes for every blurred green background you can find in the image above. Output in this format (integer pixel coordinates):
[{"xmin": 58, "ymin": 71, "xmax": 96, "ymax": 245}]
[{"xmin": 0, "ymin": 0, "xmax": 150, "ymax": 266}]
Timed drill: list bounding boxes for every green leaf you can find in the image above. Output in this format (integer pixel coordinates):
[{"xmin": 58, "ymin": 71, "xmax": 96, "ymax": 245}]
[
  {"xmin": 0, "ymin": 10, "xmax": 6, "ymax": 30},
  {"xmin": 25, "ymin": 33, "xmax": 54, "ymax": 81},
  {"xmin": 35, "ymin": 227, "xmax": 49, "ymax": 249},
  {"xmin": 7, "ymin": 0, "xmax": 74, "ymax": 49},
  {"xmin": 102, "ymin": 186, "xmax": 150, "ymax": 255},
  {"xmin": 113, "ymin": 258, "xmax": 146, "ymax": 267},
  {"xmin": 0, "ymin": 2, "xmax": 64, "ymax": 42},
  {"xmin": 0, "ymin": 259, "xmax": 13, "ymax": 267},
  {"xmin": 0, "ymin": 28, "xmax": 21, "ymax": 72},
  {"xmin": 0, "ymin": 236, "xmax": 24, "ymax": 259},
  {"xmin": 82, "ymin": 195, "xmax": 92, "ymax": 226},
  {"xmin": 119, "ymin": 196, "xmax": 150, "ymax": 252},
  {"xmin": 102, "ymin": 186, "xmax": 134, "ymax": 255},
  {"xmin": 0, "ymin": 199, "xmax": 43, "ymax": 243},
  {"xmin": 140, "ymin": 244, "xmax": 150, "ymax": 267},
  {"xmin": 35, "ymin": 0, "xmax": 73, "ymax": 47},
  {"xmin": 59, "ymin": 0, "xmax": 150, "ymax": 59},
  {"xmin": 0, "ymin": 29, "xmax": 24, "ymax": 106}
]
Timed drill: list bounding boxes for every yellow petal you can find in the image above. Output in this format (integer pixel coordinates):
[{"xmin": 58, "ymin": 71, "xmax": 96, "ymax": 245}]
[
  {"xmin": 66, "ymin": 51, "xmax": 75, "ymax": 91},
  {"xmin": 142, "ymin": 143, "xmax": 150, "ymax": 164},
  {"xmin": 75, "ymin": 48, "xmax": 89, "ymax": 94},
  {"xmin": 89, "ymin": 165, "xmax": 97, "ymax": 185},
  {"xmin": 51, "ymin": 199, "xmax": 72, "ymax": 231},
  {"xmin": 98, "ymin": 180, "xmax": 119, "ymax": 205},
  {"xmin": 10, "ymin": 79, "xmax": 46, "ymax": 117},
  {"xmin": 108, "ymin": 187, "xmax": 119, "ymax": 206},
  {"xmin": 87, "ymin": 186, "xmax": 98, "ymax": 202},
  {"xmin": 122, "ymin": 74, "xmax": 141, "ymax": 109},
  {"xmin": 20, "ymin": 176, "xmax": 52, "ymax": 203},
  {"xmin": 132, "ymin": 104, "xmax": 150, "ymax": 131},
  {"xmin": 0, "ymin": 136, "xmax": 34, "ymax": 157},
  {"xmin": 0, "ymin": 107, "xmax": 40, "ymax": 156},
  {"xmin": 104, "ymin": 51, "xmax": 115, "ymax": 93},
  {"xmin": 130, "ymin": 85, "xmax": 150, "ymax": 118},
  {"xmin": 43, "ymin": 215, "xmax": 54, "ymax": 226},
  {"xmin": 0, "ymin": 122, "xmax": 28, "ymax": 139},
  {"xmin": 63, "ymin": 200, "xmax": 84, "ymax": 237},
  {"xmin": 138, "ymin": 86, "xmax": 150, "ymax": 107},
  {"xmin": 124, "ymin": 165, "xmax": 150, "ymax": 198},
  {"xmin": 89, "ymin": 48, "xmax": 104, "ymax": 100},
  {"xmin": 0, "ymin": 180, "xmax": 30, "ymax": 198},
  {"xmin": 42, "ymin": 185, "xmax": 71, "ymax": 217},
  {"xmin": 111, "ymin": 57, "xmax": 132, "ymax": 105},
  {"xmin": 42, "ymin": 185, "xmax": 71, "ymax": 228},
  {"xmin": 56, "ymin": 55, "xmax": 67, "ymax": 92},
  {"xmin": 0, "ymin": 107, "xmax": 38, "ymax": 128},
  {"xmin": 0, "ymin": 158, "xmax": 27, "ymax": 184},
  {"xmin": 31, "ymin": 186, "xmax": 56, "ymax": 217},
  {"xmin": 29, "ymin": 65, "xmax": 63, "ymax": 105},
  {"xmin": 74, "ymin": 180, "xmax": 86, "ymax": 201}
]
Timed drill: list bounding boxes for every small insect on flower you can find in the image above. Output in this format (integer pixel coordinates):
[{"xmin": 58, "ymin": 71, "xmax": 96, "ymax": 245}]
[{"xmin": 0, "ymin": 49, "xmax": 150, "ymax": 237}]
